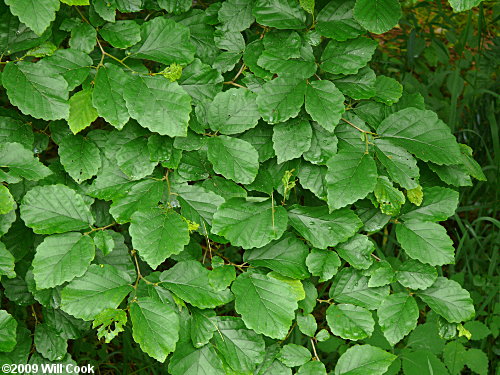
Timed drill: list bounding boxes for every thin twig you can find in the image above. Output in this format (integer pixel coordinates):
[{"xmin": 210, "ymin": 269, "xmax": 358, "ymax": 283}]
[
  {"xmin": 85, "ymin": 222, "xmax": 117, "ymax": 235},
  {"xmin": 310, "ymin": 338, "xmax": 320, "ymax": 361},
  {"xmin": 341, "ymin": 118, "xmax": 378, "ymax": 135}
]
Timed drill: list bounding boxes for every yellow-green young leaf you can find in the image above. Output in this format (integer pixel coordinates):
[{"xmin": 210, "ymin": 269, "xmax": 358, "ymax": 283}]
[
  {"xmin": 60, "ymin": 0, "xmax": 90, "ymax": 4},
  {"xmin": 0, "ymin": 185, "xmax": 15, "ymax": 215},
  {"xmin": 67, "ymin": 89, "xmax": 98, "ymax": 134},
  {"xmin": 374, "ymin": 176, "xmax": 405, "ymax": 216},
  {"xmin": 448, "ymin": 0, "xmax": 482, "ymax": 12},
  {"xmin": 130, "ymin": 297, "xmax": 180, "ymax": 362},
  {"xmin": 5, "ymin": 0, "xmax": 60, "ymax": 35}
]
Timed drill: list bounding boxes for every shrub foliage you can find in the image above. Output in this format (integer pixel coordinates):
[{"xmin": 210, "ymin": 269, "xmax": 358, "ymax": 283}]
[{"xmin": 0, "ymin": 0, "xmax": 490, "ymax": 373}]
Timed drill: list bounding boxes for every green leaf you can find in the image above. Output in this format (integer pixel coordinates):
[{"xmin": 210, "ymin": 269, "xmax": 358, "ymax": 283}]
[
  {"xmin": 316, "ymin": 0, "xmax": 363, "ymax": 41},
  {"xmin": 109, "ymin": 179, "xmax": 164, "ymax": 224},
  {"xmin": 130, "ymin": 208, "xmax": 189, "ymax": 269},
  {"xmin": 306, "ymin": 248, "xmax": 341, "ymax": 282},
  {"xmin": 93, "ymin": 231, "xmax": 115, "ymax": 256},
  {"xmin": 278, "ymin": 343, "xmax": 311, "ymax": 367},
  {"xmin": 218, "ymin": 0, "xmax": 255, "ymax": 32},
  {"xmin": 463, "ymin": 321, "xmax": 491, "ymax": 341},
  {"xmin": 92, "ymin": 308, "xmax": 127, "ymax": 343},
  {"xmin": 33, "ymin": 232, "xmax": 95, "ymax": 289},
  {"xmin": 332, "ymin": 66, "xmax": 376, "ymax": 100},
  {"xmin": 303, "ymin": 122, "xmax": 338, "ymax": 165},
  {"xmin": 190, "ymin": 308, "xmax": 216, "ymax": 348},
  {"xmin": 212, "ymin": 198, "xmax": 288, "ymax": 249},
  {"xmin": 43, "ymin": 308, "xmax": 88, "ymax": 340},
  {"xmin": 20, "ymin": 185, "xmax": 93, "ymax": 234},
  {"xmin": 0, "ymin": 310, "xmax": 17, "ymax": 352},
  {"xmin": 429, "ymin": 162, "xmax": 472, "ymax": 186},
  {"xmin": 458, "ymin": 144, "xmax": 486, "ymax": 181},
  {"xmin": 116, "ymin": 137, "xmax": 157, "ymax": 180},
  {"xmin": 377, "ymin": 108, "xmax": 461, "ymax": 165},
  {"xmin": 129, "ymin": 17, "xmax": 195, "ymax": 65},
  {"xmin": 334, "ymin": 344, "xmax": 396, "ymax": 375},
  {"xmin": 288, "ymin": 205, "xmax": 362, "ymax": 249},
  {"xmin": 124, "ymin": 76, "xmax": 191, "ymax": 137},
  {"xmin": 305, "ymin": 80, "xmax": 345, "ymax": 132},
  {"xmin": 58, "ymin": 135, "xmax": 101, "ymax": 183},
  {"xmin": 178, "ymin": 59, "xmax": 224, "ymax": 103},
  {"xmin": 296, "ymin": 314, "xmax": 317, "ymax": 337},
  {"xmin": 377, "ymin": 293, "xmax": 419, "ymax": 345},
  {"xmin": 67, "ymin": 89, "xmax": 99, "ymax": 134},
  {"xmin": 330, "ymin": 268, "xmax": 389, "ymax": 310},
  {"xmin": 326, "ymin": 149, "xmax": 378, "ymax": 210},
  {"xmin": 168, "ymin": 342, "xmax": 225, "ymax": 375},
  {"xmin": 417, "ymin": 277, "xmax": 475, "ymax": 323},
  {"xmin": 99, "ymin": 20, "xmax": 141, "ymax": 49},
  {"xmin": 0, "ymin": 241, "xmax": 15, "ymax": 279},
  {"xmin": 207, "ymin": 136, "xmax": 259, "ymax": 184},
  {"xmin": 212, "ymin": 317, "xmax": 266, "ymax": 373},
  {"xmin": 297, "ymin": 361, "xmax": 327, "ymax": 375},
  {"xmin": 243, "ymin": 233, "xmax": 310, "ymax": 279},
  {"xmin": 160, "ymin": 260, "xmax": 234, "ymax": 309},
  {"xmin": 34, "ymin": 323, "xmax": 67, "ymax": 361},
  {"xmin": 231, "ymin": 272, "xmax": 302, "ymax": 339},
  {"xmin": 464, "ymin": 348, "xmax": 488, "ymax": 375},
  {"xmin": 396, "ymin": 259, "xmax": 437, "ymax": 290},
  {"xmin": 69, "ymin": 22, "xmax": 97, "ymax": 53},
  {"xmin": 321, "ymin": 37, "xmax": 378, "ymax": 75},
  {"xmin": 272, "ymin": 118, "xmax": 312, "ymax": 163},
  {"xmin": 61, "ymin": 264, "xmax": 133, "ymax": 321},
  {"xmin": 367, "ymin": 261, "xmax": 395, "ymax": 287},
  {"xmin": 401, "ymin": 349, "xmax": 448, "ymax": 375},
  {"xmin": 401, "ymin": 186, "xmax": 459, "ymax": 222},
  {"xmin": 336, "ymin": 234, "xmax": 374, "ymax": 270},
  {"xmin": 257, "ymin": 47, "xmax": 317, "ymax": 80},
  {"xmin": 373, "ymin": 75, "xmax": 402, "ymax": 105},
  {"xmin": 157, "ymin": 0, "xmax": 191, "ymax": 14},
  {"xmin": 374, "ymin": 139, "xmax": 419, "ymax": 190},
  {"xmin": 353, "ymin": 0, "xmax": 402, "ymax": 34},
  {"xmin": 37, "ymin": 49, "xmax": 92, "ymax": 91},
  {"xmin": 448, "ymin": 0, "xmax": 482, "ymax": 12},
  {"xmin": 173, "ymin": 183, "xmax": 225, "ymax": 231},
  {"xmin": 443, "ymin": 341, "xmax": 467, "ymax": 375},
  {"xmin": 253, "ymin": 0, "xmax": 306, "ymax": 29},
  {"xmin": 326, "ymin": 303, "xmax": 374, "ymax": 340},
  {"xmin": 2, "ymin": 61, "xmax": 69, "ymax": 121},
  {"xmin": 256, "ymin": 76, "xmax": 306, "ymax": 124},
  {"xmin": 396, "ymin": 220, "xmax": 455, "ymax": 266},
  {"xmin": 0, "ymin": 185, "xmax": 14, "ymax": 215},
  {"xmin": 130, "ymin": 296, "xmax": 180, "ymax": 362},
  {"xmin": 92, "ymin": 64, "xmax": 131, "ymax": 130},
  {"xmin": 207, "ymin": 88, "xmax": 260, "ymax": 135},
  {"xmin": 373, "ymin": 176, "xmax": 405, "ymax": 216},
  {"xmin": 4, "ymin": 0, "xmax": 59, "ymax": 35}
]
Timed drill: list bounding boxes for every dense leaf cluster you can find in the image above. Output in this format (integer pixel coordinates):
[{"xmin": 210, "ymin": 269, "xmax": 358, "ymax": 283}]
[{"xmin": 0, "ymin": 0, "xmax": 489, "ymax": 373}]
